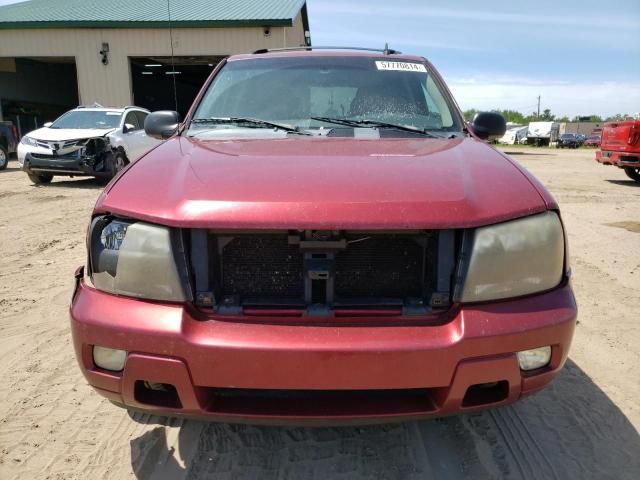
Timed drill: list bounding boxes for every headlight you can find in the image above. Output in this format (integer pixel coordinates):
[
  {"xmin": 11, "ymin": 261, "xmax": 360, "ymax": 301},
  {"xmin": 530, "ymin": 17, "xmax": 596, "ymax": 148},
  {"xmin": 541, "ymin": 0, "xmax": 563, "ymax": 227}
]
[
  {"xmin": 458, "ymin": 211, "xmax": 565, "ymax": 303},
  {"xmin": 20, "ymin": 136, "xmax": 38, "ymax": 147},
  {"xmin": 88, "ymin": 217, "xmax": 191, "ymax": 302}
]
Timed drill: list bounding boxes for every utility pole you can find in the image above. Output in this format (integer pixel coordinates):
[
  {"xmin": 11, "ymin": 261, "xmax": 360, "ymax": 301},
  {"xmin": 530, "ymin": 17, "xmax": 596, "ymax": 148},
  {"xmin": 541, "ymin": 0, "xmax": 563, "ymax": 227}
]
[{"xmin": 537, "ymin": 95, "xmax": 541, "ymax": 120}]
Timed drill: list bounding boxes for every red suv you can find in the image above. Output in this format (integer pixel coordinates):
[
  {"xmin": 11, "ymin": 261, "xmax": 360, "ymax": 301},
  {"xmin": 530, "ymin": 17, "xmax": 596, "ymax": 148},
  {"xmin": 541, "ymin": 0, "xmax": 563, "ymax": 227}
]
[{"xmin": 70, "ymin": 49, "xmax": 576, "ymax": 424}]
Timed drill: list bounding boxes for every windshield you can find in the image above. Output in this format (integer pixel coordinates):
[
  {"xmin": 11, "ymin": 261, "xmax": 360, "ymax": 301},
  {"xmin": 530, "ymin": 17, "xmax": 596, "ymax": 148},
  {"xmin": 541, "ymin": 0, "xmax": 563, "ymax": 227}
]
[
  {"xmin": 50, "ymin": 110, "xmax": 122, "ymax": 129},
  {"xmin": 190, "ymin": 56, "xmax": 462, "ymax": 135}
]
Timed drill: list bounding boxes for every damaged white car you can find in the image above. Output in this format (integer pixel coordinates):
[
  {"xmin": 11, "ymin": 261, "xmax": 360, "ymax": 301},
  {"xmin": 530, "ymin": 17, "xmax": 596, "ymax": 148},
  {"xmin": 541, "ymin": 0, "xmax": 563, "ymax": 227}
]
[{"xmin": 17, "ymin": 106, "xmax": 160, "ymax": 184}]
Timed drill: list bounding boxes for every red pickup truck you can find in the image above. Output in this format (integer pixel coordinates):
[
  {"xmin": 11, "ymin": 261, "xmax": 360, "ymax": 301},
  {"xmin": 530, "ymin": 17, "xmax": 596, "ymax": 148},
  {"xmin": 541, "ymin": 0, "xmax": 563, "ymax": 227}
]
[{"xmin": 596, "ymin": 120, "xmax": 640, "ymax": 182}]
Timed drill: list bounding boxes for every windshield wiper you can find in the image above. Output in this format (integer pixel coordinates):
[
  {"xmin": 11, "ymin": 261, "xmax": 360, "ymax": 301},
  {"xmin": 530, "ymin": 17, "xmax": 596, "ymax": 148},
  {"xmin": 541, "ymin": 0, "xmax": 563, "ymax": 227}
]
[
  {"xmin": 191, "ymin": 116, "xmax": 311, "ymax": 135},
  {"xmin": 310, "ymin": 116, "xmax": 441, "ymax": 137}
]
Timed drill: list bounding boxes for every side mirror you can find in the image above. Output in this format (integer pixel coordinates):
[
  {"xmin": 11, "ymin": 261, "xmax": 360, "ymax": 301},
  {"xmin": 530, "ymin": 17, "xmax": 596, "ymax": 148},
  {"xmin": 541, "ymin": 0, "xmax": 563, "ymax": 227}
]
[
  {"xmin": 144, "ymin": 110, "xmax": 180, "ymax": 139},
  {"xmin": 469, "ymin": 112, "xmax": 507, "ymax": 141},
  {"xmin": 123, "ymin": 123, "xmax": 136, "ymax": 133},
  {"xmin": 43, "ymin": 122, "xmax": 53, "ymax": 128}
]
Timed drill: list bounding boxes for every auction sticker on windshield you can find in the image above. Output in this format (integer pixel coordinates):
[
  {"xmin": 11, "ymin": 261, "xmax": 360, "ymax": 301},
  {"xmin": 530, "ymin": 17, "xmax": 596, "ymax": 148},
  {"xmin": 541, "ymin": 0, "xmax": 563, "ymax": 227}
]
[{"xmin": 375, "ymin": 61, "xmax": 427, "ymax": 72}]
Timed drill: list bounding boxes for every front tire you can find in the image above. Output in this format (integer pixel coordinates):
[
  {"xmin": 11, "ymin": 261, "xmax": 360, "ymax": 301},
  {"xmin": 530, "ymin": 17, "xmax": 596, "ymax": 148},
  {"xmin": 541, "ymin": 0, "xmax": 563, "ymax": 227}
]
[
  {"xmin": 0, "ymin": 145, "xmax": 8, "ymax": 170},
  {"xmin": 27, "ymin": 172, "xmax": 53, "ymax": 184},
  {"xmin": 105, "ymin": 151, "xmax": 127, "ymax": 179},
  {"xmin": 623, "ymin": 167, "xmax": 640, "ymax": 183}
]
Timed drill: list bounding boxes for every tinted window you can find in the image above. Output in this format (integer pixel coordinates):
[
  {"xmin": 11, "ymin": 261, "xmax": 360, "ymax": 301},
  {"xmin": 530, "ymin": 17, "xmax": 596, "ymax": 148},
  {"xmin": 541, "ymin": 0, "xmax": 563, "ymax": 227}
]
[
  {"xmin": 191, "ymin": 56, "xmax": 461, "ymax": 133},
  {"xmin": 134, "ymin": 111, "xmax": 148, "ymax": 128},
  {"xmin": 123, "ymin": 111, "xmax": 141, "ymax": 131}
]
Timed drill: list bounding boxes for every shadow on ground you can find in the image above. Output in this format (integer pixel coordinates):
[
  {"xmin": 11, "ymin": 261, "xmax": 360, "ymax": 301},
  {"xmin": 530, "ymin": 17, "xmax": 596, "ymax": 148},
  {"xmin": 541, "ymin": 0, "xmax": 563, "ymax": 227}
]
[
  {"xmin": 502, "ymin": 151, "xmax": 553, "ymax": 156},
  {"xmin": 0, "ymin": 164, "xmax": 22, "ymax": 173},
  {"xmin": 129, "ymin": 360, "xmax": 640, "ymax": 479},
  {"xmin": 0, "ymin": 161, "xmax": 105, "ymax": 189},
  {"xmin": 34, "ymin": 177, "xmax": 105, "ymax": 190},
  {"xmin": 605, "ymin": 179, "xmax": 640, "ymax": 188}
]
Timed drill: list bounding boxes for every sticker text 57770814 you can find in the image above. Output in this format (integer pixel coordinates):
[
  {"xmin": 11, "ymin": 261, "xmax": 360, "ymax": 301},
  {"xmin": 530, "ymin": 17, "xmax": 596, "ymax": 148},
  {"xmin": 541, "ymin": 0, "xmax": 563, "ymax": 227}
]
[{"xmin": 375, "ymin": 61, "xmax": 427, "ymax": 73}]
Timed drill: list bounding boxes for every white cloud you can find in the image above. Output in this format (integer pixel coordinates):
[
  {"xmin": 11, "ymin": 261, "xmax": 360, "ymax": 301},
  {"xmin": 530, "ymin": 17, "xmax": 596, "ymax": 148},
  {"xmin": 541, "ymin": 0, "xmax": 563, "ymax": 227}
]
[
  {"xmin": 313, "ymin": 27, "xmax": 495, "ymax": 52},
  {"xmin": 310, "ymin": 3, "xmax": 640, "ymax": 30},
  {"xmin": 446, "ymin": 77, "xmax": 640, "ymax": 117}
]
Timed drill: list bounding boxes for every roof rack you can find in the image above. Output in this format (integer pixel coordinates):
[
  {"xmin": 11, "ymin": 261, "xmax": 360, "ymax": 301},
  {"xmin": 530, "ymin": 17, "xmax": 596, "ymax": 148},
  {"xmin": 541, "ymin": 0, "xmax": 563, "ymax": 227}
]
[{"xmin": 253, "ymin": 44, "xmax": 402, "ymax": 55}]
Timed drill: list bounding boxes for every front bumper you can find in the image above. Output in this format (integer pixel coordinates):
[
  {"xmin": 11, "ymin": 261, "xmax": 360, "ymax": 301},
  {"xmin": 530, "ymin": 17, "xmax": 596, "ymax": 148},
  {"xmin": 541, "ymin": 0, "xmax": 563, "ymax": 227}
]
[
  {"xmin": 70, "ymin": 272, "xmax": 577, "ymax": 424},
  {"xmin": 596, "ymin": 150, "xmax": 640, "ymax": 168},
  {"xmin": 21, "ymin": 152, "xmax": 109, "ymax": 177}
]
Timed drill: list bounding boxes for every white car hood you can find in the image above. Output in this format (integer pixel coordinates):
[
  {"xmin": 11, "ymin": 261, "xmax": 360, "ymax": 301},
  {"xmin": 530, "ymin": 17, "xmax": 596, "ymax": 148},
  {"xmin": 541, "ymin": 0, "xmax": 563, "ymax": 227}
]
[{"xmin": 26, "ymin": 127, "xmax": 116, "ymax": 141}]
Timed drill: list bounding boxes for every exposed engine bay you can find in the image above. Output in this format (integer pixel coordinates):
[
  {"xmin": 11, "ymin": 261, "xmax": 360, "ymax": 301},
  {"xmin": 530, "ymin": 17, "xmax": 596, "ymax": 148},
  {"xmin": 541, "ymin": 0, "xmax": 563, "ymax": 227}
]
[{"xmin": 190, "ymin": 229, "xmax": 458, "ymax": 317}]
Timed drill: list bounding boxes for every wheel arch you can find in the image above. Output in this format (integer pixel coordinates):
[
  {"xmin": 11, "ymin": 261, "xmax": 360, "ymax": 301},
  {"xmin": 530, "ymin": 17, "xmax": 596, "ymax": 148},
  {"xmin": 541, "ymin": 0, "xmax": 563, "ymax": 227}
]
[{"xmin": 114, "ymin": 146, "xmax": 130, "ymax": 165}]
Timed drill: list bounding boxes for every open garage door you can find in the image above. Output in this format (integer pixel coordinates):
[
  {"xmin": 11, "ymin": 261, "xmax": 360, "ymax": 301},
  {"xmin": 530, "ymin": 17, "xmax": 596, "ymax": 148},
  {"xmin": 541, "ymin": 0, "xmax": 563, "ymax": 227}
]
[
  {"xmin": 130, "ymin": 56, "xmax": 225, "ymax": 118},
  {"xmin": 0, "ymin": 57, "xmax": 79, "ymax": 137}
]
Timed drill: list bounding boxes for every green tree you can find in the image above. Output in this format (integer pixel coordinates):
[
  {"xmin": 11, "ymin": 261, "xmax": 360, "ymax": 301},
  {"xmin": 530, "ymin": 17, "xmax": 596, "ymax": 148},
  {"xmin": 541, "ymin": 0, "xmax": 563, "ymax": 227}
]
[
  {"xmin": 604, "ymin": 113, "xmax": 630, "ymax": 121},
  {"xmin": 572, "ymin": 115, "xmax": 603, "ymax": 122},
  {"xmin": 492, "ymin": 109, "xmax": 527, "ymax": 124},
  {"xmin": 540, "ymin": 109, "xmax": 555, "ymax": 121},
  {"xmin": 460, "ymin": 108, "xmax": 612, "ymax": 125},
  {"xmin": 463, "ymin": 109, "xmax": 477, "ymax": 121}
]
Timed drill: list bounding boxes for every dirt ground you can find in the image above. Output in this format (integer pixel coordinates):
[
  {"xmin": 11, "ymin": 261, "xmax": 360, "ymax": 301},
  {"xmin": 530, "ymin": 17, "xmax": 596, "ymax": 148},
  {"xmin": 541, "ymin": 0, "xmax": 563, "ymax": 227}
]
[{"xmin": 1, "ymin": 147, "xmax": 639, "ymax": 479}]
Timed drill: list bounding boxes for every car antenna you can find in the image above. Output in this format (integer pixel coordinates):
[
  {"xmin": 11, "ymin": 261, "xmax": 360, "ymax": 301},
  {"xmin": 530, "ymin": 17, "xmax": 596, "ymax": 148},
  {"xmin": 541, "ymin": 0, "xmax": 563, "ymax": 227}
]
[{"xmin": 166, "ymin": 0, "xmax": 179, "ymax": 113}]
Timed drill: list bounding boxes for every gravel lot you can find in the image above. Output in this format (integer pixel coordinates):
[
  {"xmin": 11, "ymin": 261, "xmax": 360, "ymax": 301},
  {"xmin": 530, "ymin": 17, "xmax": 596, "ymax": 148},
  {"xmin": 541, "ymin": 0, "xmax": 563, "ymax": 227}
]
[{"xmin": 1, "ymin": 147, "xmax": 639, "ymax": 479}]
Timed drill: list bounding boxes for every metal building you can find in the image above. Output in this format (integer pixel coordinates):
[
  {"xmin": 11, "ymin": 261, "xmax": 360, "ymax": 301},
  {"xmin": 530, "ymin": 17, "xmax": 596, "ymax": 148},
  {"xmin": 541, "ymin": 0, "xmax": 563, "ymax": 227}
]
[
  {"xmin": 0, "ymin": 0, "xmax": 310, "ymax": 134},
  {"xmin": 559, "ymin": 122, "xmax": 603, "ymax": 136}
]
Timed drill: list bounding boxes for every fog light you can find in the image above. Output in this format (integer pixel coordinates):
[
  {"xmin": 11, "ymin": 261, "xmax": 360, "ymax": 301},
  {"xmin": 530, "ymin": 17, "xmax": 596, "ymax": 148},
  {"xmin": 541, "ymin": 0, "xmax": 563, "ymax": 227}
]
[
  {"xmin": 93, "ymin": 346, "xmax": 127, "ymax": 371},
  {"xmin": 517, "ymin": 346, "xmax": 551, "ymax": 371}
]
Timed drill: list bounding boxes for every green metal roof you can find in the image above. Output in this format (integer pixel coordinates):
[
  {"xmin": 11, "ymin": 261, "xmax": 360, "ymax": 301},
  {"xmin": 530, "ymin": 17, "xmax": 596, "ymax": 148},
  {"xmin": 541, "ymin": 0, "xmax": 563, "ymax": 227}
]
[{"xmin": 0, "ymin": 0, "xmax": 307, "ymax": 29}]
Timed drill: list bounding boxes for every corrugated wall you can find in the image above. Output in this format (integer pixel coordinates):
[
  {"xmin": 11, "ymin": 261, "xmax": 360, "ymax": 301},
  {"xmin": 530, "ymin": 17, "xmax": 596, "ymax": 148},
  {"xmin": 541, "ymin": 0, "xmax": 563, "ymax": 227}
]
[
  {"xmin": 0, "ymin": 13, "xmax": 305, "ymax": 107},
  {"xmin": 559, "ymin": 122, "xmax": 603, "ymax": 135}
]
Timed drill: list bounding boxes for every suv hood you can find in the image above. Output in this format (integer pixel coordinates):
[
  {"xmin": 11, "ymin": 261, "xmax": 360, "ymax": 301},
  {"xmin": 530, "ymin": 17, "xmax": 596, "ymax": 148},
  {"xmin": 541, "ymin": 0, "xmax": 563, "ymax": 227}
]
[
  {"xmin": 26, "ymin": 127, "xmax": 115, "ymax": 141},
  {"xmin": 97, "ymin": 136, "xmax": 548, "ymax": 229}
]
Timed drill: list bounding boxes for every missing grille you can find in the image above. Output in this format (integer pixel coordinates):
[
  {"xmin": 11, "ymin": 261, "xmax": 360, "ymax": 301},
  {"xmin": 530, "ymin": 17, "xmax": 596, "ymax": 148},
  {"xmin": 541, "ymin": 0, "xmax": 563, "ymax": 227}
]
[{"xmin": 207, "ymin": 230, "xmax": 446, "ymax": 312}]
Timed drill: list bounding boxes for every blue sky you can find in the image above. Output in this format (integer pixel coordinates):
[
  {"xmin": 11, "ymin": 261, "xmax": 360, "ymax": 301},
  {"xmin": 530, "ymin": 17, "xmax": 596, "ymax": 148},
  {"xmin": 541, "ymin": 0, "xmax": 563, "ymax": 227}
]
[
  {"xmin": 1, "ymin": 0, "xmax": 638, "ymax": 116},
  {"xmin": 307, "ymin": 0, "xmax": 640, "ymax": 117}
]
